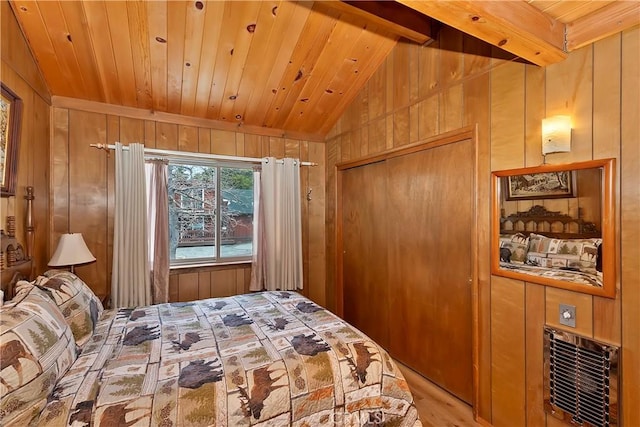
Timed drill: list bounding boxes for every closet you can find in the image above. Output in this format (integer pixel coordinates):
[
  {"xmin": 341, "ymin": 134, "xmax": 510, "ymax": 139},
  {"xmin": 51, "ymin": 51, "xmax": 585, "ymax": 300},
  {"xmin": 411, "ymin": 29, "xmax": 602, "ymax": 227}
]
[{"xmin": 338, "ymin": 130, "xmax": 476, "ymax": 404}]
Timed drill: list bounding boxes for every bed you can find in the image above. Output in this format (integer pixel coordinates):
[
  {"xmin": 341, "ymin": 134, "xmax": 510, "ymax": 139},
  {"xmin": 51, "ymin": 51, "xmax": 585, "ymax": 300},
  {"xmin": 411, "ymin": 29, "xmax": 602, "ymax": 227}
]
[
  {"xmin": 0, "ymin": 270, "xmax": 421, "ymax": 426},
  {"xmin": 499, "ymin": 205, "xmax": 603, "ymax": 287}
]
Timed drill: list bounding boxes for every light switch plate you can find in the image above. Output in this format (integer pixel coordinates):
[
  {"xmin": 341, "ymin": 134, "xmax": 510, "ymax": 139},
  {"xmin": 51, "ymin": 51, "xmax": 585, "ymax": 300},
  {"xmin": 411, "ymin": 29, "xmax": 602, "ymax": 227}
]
[{"xmin": 559, "ymin": 304, "xmax": 576, "ymax": 328}]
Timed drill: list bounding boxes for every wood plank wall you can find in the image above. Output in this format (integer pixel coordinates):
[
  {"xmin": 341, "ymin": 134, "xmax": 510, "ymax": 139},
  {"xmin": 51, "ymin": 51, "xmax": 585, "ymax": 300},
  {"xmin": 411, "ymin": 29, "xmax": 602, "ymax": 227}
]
[
  {"xmin": 4, "ymin": 1, "xmax": 637, "ymax": 422},
  {"xmin": 325, "ymin": 25, "xmax": 639, "ymax": 426},
  {"xmin": 1, "ymin": 1, "xmax": 50, "ymax": 276},
  {"xmin": 49, "ymin": 103, "xmax": 326, "ymax": 307}
]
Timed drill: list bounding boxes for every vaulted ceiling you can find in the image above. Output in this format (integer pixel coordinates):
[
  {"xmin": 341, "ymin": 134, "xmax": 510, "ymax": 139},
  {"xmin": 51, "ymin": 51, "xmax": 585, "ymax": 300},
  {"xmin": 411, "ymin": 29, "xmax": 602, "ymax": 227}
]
[{"xmin": 9, "ymin": 1, "xmax": 639, "ymax": 140}]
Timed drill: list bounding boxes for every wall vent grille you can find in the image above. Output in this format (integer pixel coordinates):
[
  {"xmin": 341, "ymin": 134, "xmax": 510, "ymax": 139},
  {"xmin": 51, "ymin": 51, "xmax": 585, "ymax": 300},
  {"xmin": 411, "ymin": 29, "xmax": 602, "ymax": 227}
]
[{"xmin": 544, "ymin": 327, "xmax": 619, "ymax": 427}]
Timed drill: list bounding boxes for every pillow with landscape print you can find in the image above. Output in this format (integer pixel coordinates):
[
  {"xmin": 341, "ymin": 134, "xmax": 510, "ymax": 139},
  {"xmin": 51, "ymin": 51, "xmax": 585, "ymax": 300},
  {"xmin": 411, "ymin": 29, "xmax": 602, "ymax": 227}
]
[
  {"xmin": 526, "ymin": 233, "xmax": 601, "ymax": 274},
  {"xmin": 546, "ymin": 237, "xmax": 602, "ymax": 274},
  {"xmin": 526, "ymin": 233, "xmax": 555, "ymax": 267},
  {"xmin": 36, "ymin": 270, "xmax": 104, "ymax": 347},
  {"xmin": 499, "ymin": 233, "xmax": 529, "ymax": 264},
  {"xmin": 0, "ymin": 284, "xmax": 77, "ymax": 426}
]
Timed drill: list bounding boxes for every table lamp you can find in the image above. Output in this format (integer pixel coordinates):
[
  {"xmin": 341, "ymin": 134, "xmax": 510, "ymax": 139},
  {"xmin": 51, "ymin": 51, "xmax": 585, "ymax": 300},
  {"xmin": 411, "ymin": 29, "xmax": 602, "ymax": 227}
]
[{"xmin": 48, "ymin": 233, "xmax": 96, "ymax": 273}]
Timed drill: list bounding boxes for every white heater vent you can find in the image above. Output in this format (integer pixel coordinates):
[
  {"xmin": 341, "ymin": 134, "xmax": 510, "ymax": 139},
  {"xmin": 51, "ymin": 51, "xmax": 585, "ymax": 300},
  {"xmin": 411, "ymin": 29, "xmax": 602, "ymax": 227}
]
[{"xmin": 544, "ymin": 327, "xmax": 619, "ymax": 427}]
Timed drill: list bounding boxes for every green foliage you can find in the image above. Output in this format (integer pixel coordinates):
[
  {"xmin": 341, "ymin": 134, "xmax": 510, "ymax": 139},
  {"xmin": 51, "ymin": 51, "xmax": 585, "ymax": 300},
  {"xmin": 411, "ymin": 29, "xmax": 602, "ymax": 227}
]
[
  {"xmin": 264, "ymin": 308, "xmax": 280, "ymax": 317},
  {"xmin": 110, "ymin": 375, "xmax": 144, "ymax": 397},
  {"xmin": 183, "ymin": 382, "xmax": 216, "ymax": 405},
  {"xmin": 29, "ymin": 320, "xmax": 57, "ymax": 354},
  {"xmin": 185, "ymin": 321, "xmax": 201, "ymax": 329},
  {"xmin": 167, "ymin": 163, "xmax": 253, "ymax": 261},
  {"xmin": 337, "ymin": 326, "xmax": 360, "ymax": 339},
  {"xmin": 169, "ymin": 164, "xmax": 211, "ymax": 182},
  {"xmin": 308, "ymin": 352, "xmax": 332, "ymax": 382},
  {"xmin": 183, "ymin": 383, "xmax": 216, "ymax": 424},
  {"xmin": 245, "ymin": 347, "xmax": 271, "ymax": 363},
  {"xmin": 221, "ymin": 168, "xmax": 253, "ymax": 190},
  {"xmin": 169, "ymin": 165, "xmax": 253, "ymax": 190},
  {"xmin": 70, "ymin": 313, "xmax": 92, "ymax": 341},
  {"xmin": 558, "ymin": 243, "xmax": 580, "ymax": 255},
  {"xmin": 236, "ymin": 324, "xmax": 253, "ymax": 335}
]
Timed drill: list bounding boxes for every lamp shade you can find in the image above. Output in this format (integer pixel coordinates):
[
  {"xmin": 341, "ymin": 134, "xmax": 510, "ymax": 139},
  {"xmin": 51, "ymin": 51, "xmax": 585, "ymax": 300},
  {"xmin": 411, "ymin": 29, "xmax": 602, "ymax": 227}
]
[
  {"xmin": 48, "ymin": 233, "xmax": 96, "ymax": 267},
  {"xmin": 542, "ymin": 115, "xmax": 572, "ymax": 155}
]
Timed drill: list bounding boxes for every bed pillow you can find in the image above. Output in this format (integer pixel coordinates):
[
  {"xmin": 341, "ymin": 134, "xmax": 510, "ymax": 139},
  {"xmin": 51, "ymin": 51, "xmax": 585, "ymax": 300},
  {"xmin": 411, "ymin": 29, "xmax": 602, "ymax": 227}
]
[
  {"xmin": 526, "ymin": 233, "xmax": 554, "ymax": 267},
  {"xmin": 499, "ymin": 233, "xmax": 529, "ymax": 264},
  {"xmin": 526, "ymin": 233, "xmax": 601, "ymax": 273},
  {"xmin": 547, "ymin": 237, "xmax": 602, "ymax": 273},
  {"xmin": 36, "ymin": 270, "xmax": 104, "ymax": 347},
  {"xmin": 0, "ymin": 284, "xmax": 77, "ymax": 426}
]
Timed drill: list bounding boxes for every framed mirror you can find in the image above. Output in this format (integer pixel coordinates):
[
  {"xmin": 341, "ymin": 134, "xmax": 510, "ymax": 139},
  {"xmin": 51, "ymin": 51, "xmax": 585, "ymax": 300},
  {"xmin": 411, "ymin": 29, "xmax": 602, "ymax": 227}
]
[{"xmin": 491, "ymin": 158, "xmax": 616, "ymax": 298}]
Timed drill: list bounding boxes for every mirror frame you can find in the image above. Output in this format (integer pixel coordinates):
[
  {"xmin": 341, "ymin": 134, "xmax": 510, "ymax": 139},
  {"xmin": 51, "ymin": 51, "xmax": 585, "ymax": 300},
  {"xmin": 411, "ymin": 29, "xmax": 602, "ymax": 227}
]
[{"xmin": 491, "ymin": 158, "xmax": 616, "ymax": 298}]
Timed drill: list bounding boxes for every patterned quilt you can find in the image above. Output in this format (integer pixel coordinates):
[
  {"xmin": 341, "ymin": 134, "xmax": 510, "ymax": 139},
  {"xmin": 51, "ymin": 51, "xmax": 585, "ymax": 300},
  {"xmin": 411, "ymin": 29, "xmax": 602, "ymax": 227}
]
[
  {"xmin": 33, "ymin": 291, "xmax": 421, "ymax": 426},
  {"xmin": 499, "ymin": 262, "xmax": 603, "ymax": 287}
]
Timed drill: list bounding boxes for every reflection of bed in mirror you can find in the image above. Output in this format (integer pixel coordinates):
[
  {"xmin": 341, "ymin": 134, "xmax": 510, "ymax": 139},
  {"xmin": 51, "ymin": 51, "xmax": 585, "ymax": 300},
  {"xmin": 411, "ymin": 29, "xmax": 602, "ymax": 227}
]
[
  {"xmin": 491, "ymin": 158, "xmax": 615, "ymax": 298},
  {"xmin": 499, "ymin": 205, "xmax": 603, "ymax": 287}
]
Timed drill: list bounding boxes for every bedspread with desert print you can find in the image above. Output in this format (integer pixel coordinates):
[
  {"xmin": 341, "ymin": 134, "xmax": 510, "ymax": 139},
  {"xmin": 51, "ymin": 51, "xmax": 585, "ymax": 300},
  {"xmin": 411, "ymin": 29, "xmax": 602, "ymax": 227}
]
[{"xmin": 34, "ymin": 291, "xmax": 420, "ymax": 426}]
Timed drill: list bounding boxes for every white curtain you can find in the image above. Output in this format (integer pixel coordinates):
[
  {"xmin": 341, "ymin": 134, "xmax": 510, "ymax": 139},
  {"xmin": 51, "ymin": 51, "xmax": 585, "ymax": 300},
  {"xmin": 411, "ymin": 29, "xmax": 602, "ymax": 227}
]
[
  {"xmin": 112, "ymin": 143, "xmax": 152, "ymax": 307},
  {"xmin": 145, "ymin": 160, "xmax": 169, "ymax": 304},
  {"xmin": 255, "ymin": 157, "xmax": 303, "ymax": 291},
  {"xmin": 250, "ymin": 167, "xmax": 266, "ymax": 291}
]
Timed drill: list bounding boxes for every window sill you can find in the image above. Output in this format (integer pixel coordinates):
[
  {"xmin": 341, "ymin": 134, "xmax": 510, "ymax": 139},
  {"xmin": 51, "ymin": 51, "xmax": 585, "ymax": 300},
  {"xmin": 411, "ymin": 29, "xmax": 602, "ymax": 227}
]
[{"xmin": 169, "ymin": 260, "xmax": 251, "ymax": 274}]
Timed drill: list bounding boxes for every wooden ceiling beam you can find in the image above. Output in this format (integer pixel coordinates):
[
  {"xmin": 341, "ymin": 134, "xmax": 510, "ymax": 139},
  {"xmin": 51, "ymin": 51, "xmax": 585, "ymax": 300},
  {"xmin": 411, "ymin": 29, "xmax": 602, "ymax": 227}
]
[
  {"xmin": 566, "ymin": 1, "xmax": 640, "ymax": 51},
  {"xmin": 395, "ymin": 0, "xmax": 567, "ymax": 66},
  {"xmin": 322, "ymin": 0, "xmax": 434, "ymax": 44}
]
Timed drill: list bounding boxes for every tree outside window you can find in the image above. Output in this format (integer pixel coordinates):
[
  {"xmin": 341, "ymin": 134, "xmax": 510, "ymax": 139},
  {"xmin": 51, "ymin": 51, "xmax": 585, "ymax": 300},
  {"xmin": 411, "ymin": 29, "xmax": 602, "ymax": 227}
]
[{"xmin": 168, "ymin": 163, "xmax": 253, "ymax": 265}]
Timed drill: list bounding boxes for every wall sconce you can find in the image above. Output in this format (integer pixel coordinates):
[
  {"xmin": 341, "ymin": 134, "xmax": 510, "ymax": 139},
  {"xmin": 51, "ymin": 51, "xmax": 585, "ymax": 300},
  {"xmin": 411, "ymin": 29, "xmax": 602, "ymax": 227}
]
[
  {"xmin": 542, "ymin": 115, "xmax": 572, "ymax": 155},
  {"xmin": 49, "ymin": 233, "xmax": 96, "ymax": 273}
]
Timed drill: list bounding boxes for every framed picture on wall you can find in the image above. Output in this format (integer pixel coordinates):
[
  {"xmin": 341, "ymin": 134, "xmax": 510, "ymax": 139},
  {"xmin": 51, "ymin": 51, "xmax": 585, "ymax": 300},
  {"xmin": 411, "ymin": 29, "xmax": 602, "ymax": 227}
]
[
  {"xmin": 1, "ymin": 82, "xmax": 23, "ymax": 197},
  {"xmin": 504, "ymin": 170, "xmax": 576, "ymax": 201}
]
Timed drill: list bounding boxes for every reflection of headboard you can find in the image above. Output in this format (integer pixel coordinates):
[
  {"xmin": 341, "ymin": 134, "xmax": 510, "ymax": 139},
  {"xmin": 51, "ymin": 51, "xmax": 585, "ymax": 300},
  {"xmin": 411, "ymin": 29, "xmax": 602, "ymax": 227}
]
[
  {"xmin": 500, "ymin": 205, "xmax": 600, "ymax": 239},
  {"xmin": 1, "ymin": 186, "xmax": 34, "ymax": 299}
]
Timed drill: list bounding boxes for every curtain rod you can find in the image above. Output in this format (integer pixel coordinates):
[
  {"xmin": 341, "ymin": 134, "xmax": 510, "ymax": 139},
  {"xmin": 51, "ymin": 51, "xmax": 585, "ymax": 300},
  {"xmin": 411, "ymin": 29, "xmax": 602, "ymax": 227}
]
[{"xmin": 89, "ymin": 143, "xmax": 317, "ymax": 166}]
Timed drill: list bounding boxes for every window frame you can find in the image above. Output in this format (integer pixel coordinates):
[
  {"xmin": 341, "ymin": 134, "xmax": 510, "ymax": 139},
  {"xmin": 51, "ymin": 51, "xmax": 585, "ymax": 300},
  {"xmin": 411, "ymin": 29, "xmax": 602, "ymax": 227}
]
[{"xmin": 167, "ymin": 158, "xmax": 254, "ymax": 268}]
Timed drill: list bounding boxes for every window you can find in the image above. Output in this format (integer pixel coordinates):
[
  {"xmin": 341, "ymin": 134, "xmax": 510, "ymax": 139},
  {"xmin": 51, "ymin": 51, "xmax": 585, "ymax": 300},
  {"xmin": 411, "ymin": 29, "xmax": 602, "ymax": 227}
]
[{"xmin": 168, "ymin": 162, "xmax": 254, "ymax": 266}]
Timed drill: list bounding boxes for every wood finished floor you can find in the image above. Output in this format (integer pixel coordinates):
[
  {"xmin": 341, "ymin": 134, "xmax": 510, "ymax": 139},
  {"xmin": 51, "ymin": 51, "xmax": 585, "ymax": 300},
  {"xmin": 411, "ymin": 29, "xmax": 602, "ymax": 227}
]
[{"xmin": 397, "ymin": 362, "xmax": 483, "ymax": 427}]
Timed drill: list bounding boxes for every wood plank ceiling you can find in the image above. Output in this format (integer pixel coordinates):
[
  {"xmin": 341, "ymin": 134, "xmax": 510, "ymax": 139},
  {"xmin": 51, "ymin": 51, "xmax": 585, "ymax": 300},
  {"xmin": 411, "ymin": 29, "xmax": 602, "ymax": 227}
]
[
  {"xmin": 9, "ymin": 1, "xmax": 399, "ymax": 139},
  {"xmin": 8, "ymin": 1, "xmax": 640, "ymax": 140}
]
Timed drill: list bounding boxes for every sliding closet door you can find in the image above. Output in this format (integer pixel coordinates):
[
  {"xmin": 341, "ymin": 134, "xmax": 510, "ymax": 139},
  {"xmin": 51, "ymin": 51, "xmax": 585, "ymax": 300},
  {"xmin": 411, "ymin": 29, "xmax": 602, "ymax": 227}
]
[
  {"xmin": 341, "ymin": 161, "xmax": 389, "ymax": 349},
  {"xmin": 386, "ymin": 139, "xmax": 474, "ymax": 403}
]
